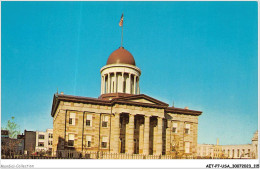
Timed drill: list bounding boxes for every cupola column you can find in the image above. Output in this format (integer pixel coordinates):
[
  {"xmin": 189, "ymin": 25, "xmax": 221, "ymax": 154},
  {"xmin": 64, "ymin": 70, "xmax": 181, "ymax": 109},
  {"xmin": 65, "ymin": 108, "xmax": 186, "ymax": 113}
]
[
  {"xmin": 101, "ymin": 75, "xmax": 104, "ymax": 94},
  {"xmin": 128, "ymin": 73, "xmax": 131, "ymax": 94},
  {"xmin": 134, "ymin": 75, "xmax": 136, "ymax": 94},
  {"xmin": 137, "ymin": 78, "xmax": 140, "ymax": 94},
  {"xmin": 108, "ymin": 73, "xmax": 111, "ymax": 93},
  {"xmin": 103, "ymin": 75, "xmax": 105, "ymax": 94},
  {"xmin": 115, "ymin": 72, "xmax": 118, "ymax": 93},
  {"xmin": 121, "ymin": 72, "xmax": 125, "ymax": 93}
]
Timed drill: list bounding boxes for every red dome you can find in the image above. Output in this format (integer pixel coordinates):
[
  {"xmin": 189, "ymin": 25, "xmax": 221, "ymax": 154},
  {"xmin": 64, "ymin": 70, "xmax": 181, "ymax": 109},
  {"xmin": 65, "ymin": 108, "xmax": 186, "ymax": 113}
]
[{"xmin": 106, "ymin": 47, "xmax": 136, "ymax": 66}]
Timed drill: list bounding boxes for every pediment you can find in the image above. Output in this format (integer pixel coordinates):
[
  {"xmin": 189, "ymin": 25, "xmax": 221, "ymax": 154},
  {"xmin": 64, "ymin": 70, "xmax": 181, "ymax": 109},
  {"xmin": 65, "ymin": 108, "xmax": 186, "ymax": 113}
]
[
  {"xmin": 128, "ymin": 98, "xmax": 156, "ymax": 104},
  {"xmin": 113, "ymin": 94, "xmax": 169, "ymax": 106}
]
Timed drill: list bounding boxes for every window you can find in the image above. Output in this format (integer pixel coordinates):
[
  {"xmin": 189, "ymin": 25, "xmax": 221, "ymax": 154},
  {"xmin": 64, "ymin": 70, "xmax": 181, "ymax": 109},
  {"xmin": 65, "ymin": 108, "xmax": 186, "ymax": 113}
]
[
  {"xmin": 38, "ymin": 142, "xmax": 44, "ymax": 147},
  {"xmin": 48, "ymin": 141, "xmax": 53, "ymax": 145},
  {"xmin": 237, "ymin": 149, "xmax": 240, "ymax": 157},
  {"xmin": 101, "ymin": 136, "xmax": 108, "ymax": 148},
  {"xmin": 86, "ymin": 114, "xmax": 92, "ymax": 126},
  {"xmin": 38, "ymin": 135, "xmax": 45, "ymax": 139},
  {"xmin": 86, "ymin": 136, "xmax": 92, "ymax": 148},
  {"xmin": 184, "ymin": 142, "xmax": 190, "ymax": 153},
  {"xmin": 69, "ymin": 112, "xmax": 76, "ymax": 125},
  {"xmin": 248, "ymin": 149, "xmax": 250, "ymax": 157},
  {"xmin": 102, "ymin": 115, "xmax": 108, "ymax": 127},
  {"xmin": 228, "ymin": 149, "xmax": 230, "ymax": 157},
  {"xmin": 242, "ymin": 149, "xmax": 245, "ymax": 156},
  {"xmin": 172, "ymin": 123, "xmax": 177, "ymax": 133},
  {"xmin": 49, "ymin": 134, "xmax": 53, "ymax": 138},
  {"xmin": 68, "ymin": 134, "xmax": 74, "ymax": 147},
  {"xmin": 185, "ymin": 124, "xmax": 190, "ymax": 134}
]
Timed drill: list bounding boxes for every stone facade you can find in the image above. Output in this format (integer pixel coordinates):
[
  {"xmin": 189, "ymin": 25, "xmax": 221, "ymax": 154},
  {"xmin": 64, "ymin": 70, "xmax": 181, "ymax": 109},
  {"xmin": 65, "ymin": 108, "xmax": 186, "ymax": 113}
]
[{"xmin": 51, "ymin": 94, "xmax": 201, "ymax": 159}]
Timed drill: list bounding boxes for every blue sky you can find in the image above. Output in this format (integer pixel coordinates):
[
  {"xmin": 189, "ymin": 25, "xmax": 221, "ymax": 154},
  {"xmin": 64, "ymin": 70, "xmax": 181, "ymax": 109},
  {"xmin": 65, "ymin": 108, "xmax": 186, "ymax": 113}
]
[{"xmin": 1, "ymin": 1, "xmax": 258, "ymax": 145}]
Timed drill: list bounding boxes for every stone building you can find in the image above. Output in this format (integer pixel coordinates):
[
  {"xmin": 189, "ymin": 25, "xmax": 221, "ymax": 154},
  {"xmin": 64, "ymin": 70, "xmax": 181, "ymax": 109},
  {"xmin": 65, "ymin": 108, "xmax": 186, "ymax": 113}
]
[
  {"xmin": 197, "ymin": 131, "xmax": 258, "ymax": 159},
  {"xmin": 51, "ymin": 47, "xmax": 202, "ymax": 159}
]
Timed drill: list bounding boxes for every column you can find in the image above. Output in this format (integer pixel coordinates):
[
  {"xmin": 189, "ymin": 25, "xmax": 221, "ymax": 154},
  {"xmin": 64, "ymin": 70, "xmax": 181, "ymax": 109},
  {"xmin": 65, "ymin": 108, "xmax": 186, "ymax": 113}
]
[
  {"xmin": 137, "ymin": 78, "xmax": 140, "ymax": 94},
  {"xmin": 121, "ymin": 72, "xmax": 124, "ymax": 93},
  {"xmin": 115, "ymin": 72, "xmax": 117, "ymax": 93},
  {"xmin": 101, "ymin": 75, "xmax": 103, "ymax": 94},
  {"xmin": 113, "ymin": 113, "xmax": 120, "ymax": 153},
  {"xmin": 133, "ymin": 75, "xmax": 136, "ymax": 94},
  {"xmin": 156, "ymin": 117, "xmax": 163, "ymax": 155},
  {"xmin": 102, "ymin": 75, "xmax": 106, "ymax": 94},
  {"xmin": 102, "ymin": 76, "xmax": 105, "ymax": 94},
  {"xmin": 128, "ymin": 73, "xmax": 131, "ymax": 94},
  {"xmin": 139, "ymin": 118, "xmax": 144, "ymax": 154},
  {"xmin": 143, "ymin": 116, "xmax": 150, "ymax": 155},
  {"xmin": 165, "ymin": 120, "xmax": 171, "ymax": 155},
  {"xmin": 126, "ymin": 114, "xmax": 134, "ymax": 154},
  {"xmin": 108, "ymin": 73, "xmax": 111, "ymax": 93}
]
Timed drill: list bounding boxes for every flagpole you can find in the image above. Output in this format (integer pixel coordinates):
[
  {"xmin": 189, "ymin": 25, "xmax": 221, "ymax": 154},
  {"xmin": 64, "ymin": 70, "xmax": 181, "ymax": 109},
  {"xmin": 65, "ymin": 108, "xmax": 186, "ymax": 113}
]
[{"xmin": 121, "ymin": 24, "xmax": 123, "ymax": 47}]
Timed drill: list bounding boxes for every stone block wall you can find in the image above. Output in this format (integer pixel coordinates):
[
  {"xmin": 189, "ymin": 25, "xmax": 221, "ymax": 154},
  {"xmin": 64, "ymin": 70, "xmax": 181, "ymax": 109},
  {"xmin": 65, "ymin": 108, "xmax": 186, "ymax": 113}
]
[{"xmin": 53, "ymin": 101, "xmax": 199, "ymax": 158}]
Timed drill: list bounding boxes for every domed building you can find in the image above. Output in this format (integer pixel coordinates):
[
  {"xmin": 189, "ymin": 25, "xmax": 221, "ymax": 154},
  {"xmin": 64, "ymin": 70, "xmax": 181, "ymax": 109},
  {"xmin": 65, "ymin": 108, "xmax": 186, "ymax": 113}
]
[
  {"xmin": 100, "ymin": 47, "xmax": 141, "ymax": 99},
  {"xmin": 51, "ymin": 46, "xmax": 202, "ymax": 159}
]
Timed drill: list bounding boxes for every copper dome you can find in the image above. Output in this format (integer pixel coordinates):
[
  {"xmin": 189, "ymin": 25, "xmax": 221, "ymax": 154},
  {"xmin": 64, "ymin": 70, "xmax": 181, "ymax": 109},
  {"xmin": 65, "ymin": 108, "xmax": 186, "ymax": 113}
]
[{"xmin": 106, "ymin": 47, "xmax": 136, "ymax": 66}]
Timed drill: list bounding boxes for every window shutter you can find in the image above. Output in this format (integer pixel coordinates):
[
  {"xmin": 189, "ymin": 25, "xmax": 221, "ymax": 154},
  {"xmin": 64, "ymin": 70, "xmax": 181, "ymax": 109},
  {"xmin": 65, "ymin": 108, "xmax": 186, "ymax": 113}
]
[
  {"xmin": 68, "ymin": 134, "xmax": 74, "ymax": 140},
  {"xmin": 87, "ymin": 114, "xmax": 92, "ymax": 120},
  {"xmin": 86, "ymin": 135, "xmax": 92, "ymax": 141},
  {"xmin": 102, "ymin": 136, "xmax": 108, "ymax": 142}
]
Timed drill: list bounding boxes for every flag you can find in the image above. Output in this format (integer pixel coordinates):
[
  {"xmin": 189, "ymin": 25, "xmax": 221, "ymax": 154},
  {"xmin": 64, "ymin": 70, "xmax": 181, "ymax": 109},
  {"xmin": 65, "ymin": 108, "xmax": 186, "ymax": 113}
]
[{"xmin": 119, "ymin": 13, "xmax": 123, "ymax": 27}]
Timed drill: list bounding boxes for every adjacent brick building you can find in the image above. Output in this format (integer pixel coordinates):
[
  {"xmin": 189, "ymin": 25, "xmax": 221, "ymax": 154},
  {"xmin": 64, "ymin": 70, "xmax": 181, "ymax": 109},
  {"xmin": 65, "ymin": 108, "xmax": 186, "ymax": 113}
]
[{"xmin": 51, "ymin": 46, "xmax": 202, "ymax": 159}]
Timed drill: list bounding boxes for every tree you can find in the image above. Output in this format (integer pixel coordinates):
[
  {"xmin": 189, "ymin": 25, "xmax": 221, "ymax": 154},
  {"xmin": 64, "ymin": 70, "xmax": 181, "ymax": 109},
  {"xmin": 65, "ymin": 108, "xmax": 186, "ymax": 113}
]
[
  {"xmin": 1, "ymin": 116, "xmax": 21, "ymax": 138},
  {"xmin": 171, "ymin": 139, "xmax": 184, "ymax": 159}
]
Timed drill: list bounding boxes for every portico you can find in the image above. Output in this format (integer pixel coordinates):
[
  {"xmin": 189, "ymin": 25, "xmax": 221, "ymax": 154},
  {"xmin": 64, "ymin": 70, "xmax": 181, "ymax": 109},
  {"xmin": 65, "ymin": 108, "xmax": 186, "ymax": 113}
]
[{"xmin": 112, "ymin": 112, "xmax": 164, "ymax": 155}]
